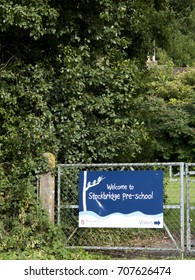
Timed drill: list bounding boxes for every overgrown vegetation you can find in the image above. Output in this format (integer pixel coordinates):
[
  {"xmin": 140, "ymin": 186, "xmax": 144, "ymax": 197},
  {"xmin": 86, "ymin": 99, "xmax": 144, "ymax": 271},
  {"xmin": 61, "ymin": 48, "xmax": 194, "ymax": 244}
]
[{"xmin": 1, "ymin": 0, "xmax": 195, "ymax": 259}]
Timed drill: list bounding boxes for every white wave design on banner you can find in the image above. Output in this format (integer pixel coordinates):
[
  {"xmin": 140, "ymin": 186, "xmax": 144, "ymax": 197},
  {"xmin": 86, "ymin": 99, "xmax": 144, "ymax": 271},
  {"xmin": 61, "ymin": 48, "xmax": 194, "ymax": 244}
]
[{"xmin": 79, "ymin": 211, "xmax": 163, "ymax": 228}]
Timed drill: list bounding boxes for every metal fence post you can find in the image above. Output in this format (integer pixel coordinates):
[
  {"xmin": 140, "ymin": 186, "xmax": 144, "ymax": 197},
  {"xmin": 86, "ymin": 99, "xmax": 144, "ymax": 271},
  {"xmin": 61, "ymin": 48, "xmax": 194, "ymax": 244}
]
[
  {"xmin": 180, "ymin": 162, "xmax": 185, "ymax": 255},
  {"xmin": 186, "ymin": 163, "xmax": 190, "ymax": 252},
  {"xmin": 57, "ymin": 164, "xmax": 61, "ymax": 225}
]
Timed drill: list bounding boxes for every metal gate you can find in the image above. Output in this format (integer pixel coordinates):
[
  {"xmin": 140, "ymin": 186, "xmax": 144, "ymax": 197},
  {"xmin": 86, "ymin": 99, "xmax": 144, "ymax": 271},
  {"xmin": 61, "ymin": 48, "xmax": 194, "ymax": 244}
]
[
  {"xmin": 186, "ymin": 163, "xmax": 195, "ymax": 254},
  {"xmin": 57, "ymin": 162, "xmax": 185, "ymax": 257}
]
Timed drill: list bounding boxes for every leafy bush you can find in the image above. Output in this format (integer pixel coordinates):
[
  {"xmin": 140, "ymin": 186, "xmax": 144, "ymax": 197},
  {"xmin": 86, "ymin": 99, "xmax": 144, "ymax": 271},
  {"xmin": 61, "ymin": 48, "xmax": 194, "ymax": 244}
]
[{"xmin": 0, "ymin": 162, "xmax": 62, "ymax": 259}]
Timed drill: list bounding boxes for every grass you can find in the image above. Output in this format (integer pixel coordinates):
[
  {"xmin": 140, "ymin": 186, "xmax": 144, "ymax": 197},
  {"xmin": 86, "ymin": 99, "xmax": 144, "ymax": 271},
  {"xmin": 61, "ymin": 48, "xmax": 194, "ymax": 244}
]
[
  {"xmin": 0, "ymin": 249, "xmax": 114, "ymax": 260},
  {"xmin": 166, "ymin": 175, "xmax": 195, "ymax": 206},
  {"xmin": 1, "ymin": 248, "xmax": 195, "ymax": 260}
]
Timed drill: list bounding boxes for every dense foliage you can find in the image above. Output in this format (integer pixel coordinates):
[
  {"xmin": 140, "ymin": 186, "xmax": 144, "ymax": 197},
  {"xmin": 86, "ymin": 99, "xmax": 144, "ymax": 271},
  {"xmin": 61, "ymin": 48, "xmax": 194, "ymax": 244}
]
[{"xmin": 1, "ymin": 0, "xmax": 195, "ymax": 258}]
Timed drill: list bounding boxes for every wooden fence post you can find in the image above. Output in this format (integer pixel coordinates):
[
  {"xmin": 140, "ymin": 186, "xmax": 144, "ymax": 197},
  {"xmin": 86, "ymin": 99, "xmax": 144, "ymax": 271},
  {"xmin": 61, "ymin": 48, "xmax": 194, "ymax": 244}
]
[{"xmin": 39, "ymin": 152, "xmax": 55, "ymax": 224}]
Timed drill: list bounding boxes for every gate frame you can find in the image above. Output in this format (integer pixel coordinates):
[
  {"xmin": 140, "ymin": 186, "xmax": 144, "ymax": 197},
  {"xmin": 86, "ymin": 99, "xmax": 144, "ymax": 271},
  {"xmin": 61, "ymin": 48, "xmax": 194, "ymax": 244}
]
[
  {"xmin": 57, "ymin": 162, "xmax": 185, "ymax": 256},
  {"xmin": 186, "ymin": 163, "xmax": 195, "ymax": 254}
]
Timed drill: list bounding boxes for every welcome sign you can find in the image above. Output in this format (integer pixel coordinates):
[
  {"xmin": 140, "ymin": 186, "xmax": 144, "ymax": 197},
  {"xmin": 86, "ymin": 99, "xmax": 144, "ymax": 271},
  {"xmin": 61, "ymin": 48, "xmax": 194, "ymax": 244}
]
[{"xmin": 79, "ymin": 170, "xmax": 163, "ymax": 228}]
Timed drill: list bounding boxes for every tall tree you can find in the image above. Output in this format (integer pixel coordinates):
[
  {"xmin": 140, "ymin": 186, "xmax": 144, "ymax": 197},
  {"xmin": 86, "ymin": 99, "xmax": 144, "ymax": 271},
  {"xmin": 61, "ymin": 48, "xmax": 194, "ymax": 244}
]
[
  {"xmin": 167, "ymin": 0, "xmax": 195, "ymax": 66},
  {"xmin": 0, "ymin": 0, "xmax": 176, "ymax": 164},
  {"xmin": 139, "ymin": 54, "xmax": 195, "ymax": 162}
]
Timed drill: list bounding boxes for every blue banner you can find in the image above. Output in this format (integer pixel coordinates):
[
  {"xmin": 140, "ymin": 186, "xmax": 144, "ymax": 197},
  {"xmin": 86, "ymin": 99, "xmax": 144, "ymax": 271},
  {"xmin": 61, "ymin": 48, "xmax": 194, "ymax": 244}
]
[{"xmin": 79, "ymin": 170, "xmax": 163, "ymax": 228}]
